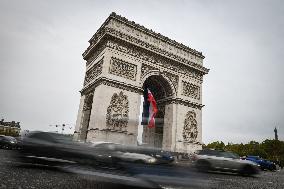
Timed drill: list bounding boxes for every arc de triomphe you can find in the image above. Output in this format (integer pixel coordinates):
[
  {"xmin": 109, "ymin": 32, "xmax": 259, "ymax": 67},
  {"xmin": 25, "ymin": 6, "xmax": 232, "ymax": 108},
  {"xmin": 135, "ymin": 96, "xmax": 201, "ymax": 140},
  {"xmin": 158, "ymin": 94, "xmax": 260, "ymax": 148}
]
[{"xmin": 74, "ymin": 13, "xmax": 209, "ymax": 153}]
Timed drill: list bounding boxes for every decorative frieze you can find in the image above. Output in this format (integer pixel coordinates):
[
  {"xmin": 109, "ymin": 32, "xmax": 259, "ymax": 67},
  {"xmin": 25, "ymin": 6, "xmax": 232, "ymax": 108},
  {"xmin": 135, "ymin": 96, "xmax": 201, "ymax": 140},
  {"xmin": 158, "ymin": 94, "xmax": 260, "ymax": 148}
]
[
  {"xmin": 108, "ymin": 18, "xmax": 203, "ymax": 63},
  {"xmin": 183, "ymin": 111, "xmax": 198, "ymax": 142},
  {"xmin": 106, "ymin": 40, "xmax": 204, "ymax": 82},
  {"xmin": 85, "ymin": 12, "xmax": 206, "ymax": 65},
  {"xmin": 109, "ymin": 57, "xmax": 137, "ymax": 81},
  {"xmin": 106, "ymin": 91, "xmax": 129, "ymax": 131},
  {"xmin": 84, "ymin": 27, "xmax": 209, "ymax": 75},
  {"xmin": 84, "ymin": 59, "xmax": 103, "ymax": 86},
  {"xmin": 182, "ymin": 81, "xmax": 200, "ymax": 100},
  {"xmin": 105, "ymin": 27, "xmax": 207, "ymax": 71}
]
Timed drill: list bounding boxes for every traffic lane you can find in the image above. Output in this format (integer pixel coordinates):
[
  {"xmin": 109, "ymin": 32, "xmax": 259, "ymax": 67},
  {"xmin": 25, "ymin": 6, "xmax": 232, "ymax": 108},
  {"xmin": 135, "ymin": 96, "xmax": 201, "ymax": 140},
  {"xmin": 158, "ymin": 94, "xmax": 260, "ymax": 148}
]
[
  {"xmin": 0, "ymin": 150, "xmax": 160, "ymax": 189},
  {"xmin": 120, "ymin": 161, "xmax": 284, "ymax": 189},
  {"xmin": 202, "ymin": 169, "xmax": 284, "ymax": 189},
  {"xmin": 0, "ymin": 150, "xmax": 219, "ymax": 189},
  {"xmin": 1, "ymin": 149, "xmax": 284, "ymax": 189},
  {"xmin": 122, "ymin": 163, "xmax": 214, "ymax": 188}
]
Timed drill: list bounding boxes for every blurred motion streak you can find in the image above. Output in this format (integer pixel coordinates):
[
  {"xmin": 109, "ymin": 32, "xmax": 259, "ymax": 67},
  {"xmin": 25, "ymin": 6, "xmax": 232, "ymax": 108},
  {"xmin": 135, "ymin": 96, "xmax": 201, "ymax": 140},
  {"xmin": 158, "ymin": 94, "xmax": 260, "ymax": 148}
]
[{"xmin": 12, "ymin": 132, "xmax": 260, "ymax": 188}]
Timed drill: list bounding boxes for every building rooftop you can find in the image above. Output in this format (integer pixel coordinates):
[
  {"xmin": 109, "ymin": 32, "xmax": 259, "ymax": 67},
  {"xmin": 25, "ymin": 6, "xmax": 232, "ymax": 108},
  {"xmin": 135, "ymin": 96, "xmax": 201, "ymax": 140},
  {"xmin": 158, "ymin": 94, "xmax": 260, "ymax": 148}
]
[
  {"xmin": 88, "ymin": 12, "xmax": 204, "ymax": 58},
  {"xmin": 0, "ymin": 119, "xmax": 21, "ymax": 128}
]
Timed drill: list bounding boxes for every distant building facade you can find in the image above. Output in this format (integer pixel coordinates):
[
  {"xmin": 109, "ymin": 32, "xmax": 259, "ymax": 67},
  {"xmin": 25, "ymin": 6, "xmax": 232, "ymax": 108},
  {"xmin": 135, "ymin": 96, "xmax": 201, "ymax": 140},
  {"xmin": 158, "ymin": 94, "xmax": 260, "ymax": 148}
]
[{"xmin": 0, "ymin": 119, "xmax": 21, "ymax": 137}]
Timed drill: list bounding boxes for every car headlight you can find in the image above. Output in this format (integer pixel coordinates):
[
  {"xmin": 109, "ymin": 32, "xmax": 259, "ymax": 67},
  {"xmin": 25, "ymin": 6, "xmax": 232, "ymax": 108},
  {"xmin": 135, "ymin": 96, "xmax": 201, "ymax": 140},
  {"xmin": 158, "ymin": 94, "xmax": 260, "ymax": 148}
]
[
  {"xmin": 10, "ymin": 141, "xmax": 15, "ymax": 144},
  {"xmin": 147, "ymin": 158, "xmax": 157, "ymax": 164}
]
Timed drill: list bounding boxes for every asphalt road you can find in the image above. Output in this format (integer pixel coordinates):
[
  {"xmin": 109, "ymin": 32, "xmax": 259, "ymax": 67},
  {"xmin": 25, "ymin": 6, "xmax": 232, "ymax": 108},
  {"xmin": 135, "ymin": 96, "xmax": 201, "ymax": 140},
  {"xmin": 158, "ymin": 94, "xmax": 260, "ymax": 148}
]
[{"xmin": 0, "ymin": 149, "xmax": 283, "ymax": 189}]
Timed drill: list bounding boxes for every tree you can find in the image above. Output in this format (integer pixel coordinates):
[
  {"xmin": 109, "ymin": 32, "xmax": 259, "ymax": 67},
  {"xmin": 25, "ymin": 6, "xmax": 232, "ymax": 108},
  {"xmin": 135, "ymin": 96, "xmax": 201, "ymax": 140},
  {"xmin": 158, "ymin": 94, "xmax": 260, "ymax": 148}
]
[
  {"xmin": 204, "ymin": 139, "xmax": 284, "ymax": 167},
  {"xmin": 205, "ymin": 141, "xmax": 225, "ymax": 150}
]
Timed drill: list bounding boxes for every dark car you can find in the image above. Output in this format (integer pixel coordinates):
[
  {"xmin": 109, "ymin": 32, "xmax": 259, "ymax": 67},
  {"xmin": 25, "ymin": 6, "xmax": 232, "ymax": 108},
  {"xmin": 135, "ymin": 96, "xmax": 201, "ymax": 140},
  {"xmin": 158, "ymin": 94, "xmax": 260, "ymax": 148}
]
[
  {"xmin": 133, "ymin": 147, "xmax": 175, "ymax": 164},
  {"xmin": 0, "ymin": 135, "xmax": 18, "ymax": 149},
  {"xmin": 90, "ymin": 142, "xmax": 175, "ymax": 165},
  {"xmin": 192, "ymin": 149, "xmax": 260, "ymax": 176},
  {"xmin": 15, "ymin": 132, "xmax": 164, "ymax": 188},
  {"xmin": 16, "ymin": 132, "xmax": 110, "ymax": 167},
  {"xmin": 245, "ymin": 156, "xmax": 276, "ymax": 171}
]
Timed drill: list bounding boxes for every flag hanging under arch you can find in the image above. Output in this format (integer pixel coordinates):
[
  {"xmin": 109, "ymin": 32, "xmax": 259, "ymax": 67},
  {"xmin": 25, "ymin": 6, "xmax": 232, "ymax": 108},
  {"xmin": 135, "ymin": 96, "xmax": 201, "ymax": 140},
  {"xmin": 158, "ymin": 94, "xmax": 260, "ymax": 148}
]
[{"xmin": 147, "ymin": 89, "xmax": 158, "ymax": 128}]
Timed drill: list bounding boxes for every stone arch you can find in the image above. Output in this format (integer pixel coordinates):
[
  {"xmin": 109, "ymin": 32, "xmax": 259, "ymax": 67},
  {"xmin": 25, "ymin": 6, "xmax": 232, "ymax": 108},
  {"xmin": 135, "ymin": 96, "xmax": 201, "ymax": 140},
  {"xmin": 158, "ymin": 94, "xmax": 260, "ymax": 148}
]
[
  {"xmin": 75, "ymin": 13, "xmax": 209, "ymax": 153},
  {"xmin": 141, "ymin": 73, "xmax": 174, "ymax": 148},
  {"xmin": 79, "ymin": 92, "xmax": 94, "ymax": 141},
  {"xmin": 140, "ymin": 70, "xmax": 177, "ymax": 98}
]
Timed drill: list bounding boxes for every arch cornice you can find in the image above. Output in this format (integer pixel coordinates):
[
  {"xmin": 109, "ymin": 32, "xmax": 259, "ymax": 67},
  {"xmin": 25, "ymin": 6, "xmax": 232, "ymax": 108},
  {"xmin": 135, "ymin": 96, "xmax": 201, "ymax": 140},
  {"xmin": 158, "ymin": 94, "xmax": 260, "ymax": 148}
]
[
  {"xmin": 80, "ymin": 77, "xmax": 143, "ymax": 95},
  {"xmin": 158, "ymin": 97, "xmax": 204, "ymax": 110}
]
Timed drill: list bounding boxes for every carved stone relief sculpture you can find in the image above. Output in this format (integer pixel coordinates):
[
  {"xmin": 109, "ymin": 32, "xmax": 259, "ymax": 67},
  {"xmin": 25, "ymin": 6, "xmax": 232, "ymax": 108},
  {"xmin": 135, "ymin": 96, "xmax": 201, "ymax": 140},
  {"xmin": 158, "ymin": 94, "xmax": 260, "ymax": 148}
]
[
  {"xmin": 106, "ymin": 91, "xmax": 129, "ymax": 132},
  {"xmin": 109, "ymin": 57, "xmax": 137, "ymax": 81},
  {"xmin": 182, "ymin": 81, "xmax": 200, "ymax": 100},
  {"xmin": 84, "ymin": 59, "xmax": 103, "ymax": 86},
  {"xmin": 106, "ymin": 40, "xmax": 205, "ymax": 83},
  {"xmin": 183, "ymin": 111, "xmax": 198, "ymax": 142}
]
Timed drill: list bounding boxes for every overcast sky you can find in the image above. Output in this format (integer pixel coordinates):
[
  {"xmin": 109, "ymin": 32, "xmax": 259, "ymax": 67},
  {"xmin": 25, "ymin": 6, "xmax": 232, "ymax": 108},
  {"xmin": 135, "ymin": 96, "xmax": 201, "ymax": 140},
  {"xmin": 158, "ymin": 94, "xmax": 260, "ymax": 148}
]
[{"xmin": 0, "ymin": 0, "xmax": 283, "ymax": 144}]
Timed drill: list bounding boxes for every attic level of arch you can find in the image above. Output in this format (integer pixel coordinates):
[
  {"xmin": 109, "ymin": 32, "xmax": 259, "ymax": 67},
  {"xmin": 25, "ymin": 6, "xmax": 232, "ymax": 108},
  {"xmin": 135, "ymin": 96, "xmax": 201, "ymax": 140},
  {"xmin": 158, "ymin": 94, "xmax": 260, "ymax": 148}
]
[
  {"xmin": 87, "ymin": 12, "xmax": 204, "ymax": 58},
  {"xmin": 82, "ymin": 23, "xmax": 209, "ymax": 74},
  {"xmin": 83, "ymin": 36, "xmax": 208, "ymax": 85}
]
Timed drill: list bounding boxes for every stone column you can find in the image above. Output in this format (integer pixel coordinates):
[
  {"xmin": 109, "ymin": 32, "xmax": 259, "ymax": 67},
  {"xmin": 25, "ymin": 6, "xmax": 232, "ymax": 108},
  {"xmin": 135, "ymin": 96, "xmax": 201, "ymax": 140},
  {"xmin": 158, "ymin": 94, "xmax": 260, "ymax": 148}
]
[
  {"xmin": 162, "ymin": 103, "xmax": 177, "ymax": 151},
  {"xmin": 86, "ymin": 84, "xmax": 142, "ymax": 145},
  {"xmin": 73, "ymin": 95, "xmax": 86, "ymax": 141}
]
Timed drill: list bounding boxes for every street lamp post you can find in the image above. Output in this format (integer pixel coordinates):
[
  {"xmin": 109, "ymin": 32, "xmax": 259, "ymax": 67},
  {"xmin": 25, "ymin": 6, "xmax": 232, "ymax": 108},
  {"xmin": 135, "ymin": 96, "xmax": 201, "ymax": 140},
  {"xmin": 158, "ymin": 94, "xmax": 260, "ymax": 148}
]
[{"xmin": 49, "ymin": 124, "xmax": 73, "ymax": 134}]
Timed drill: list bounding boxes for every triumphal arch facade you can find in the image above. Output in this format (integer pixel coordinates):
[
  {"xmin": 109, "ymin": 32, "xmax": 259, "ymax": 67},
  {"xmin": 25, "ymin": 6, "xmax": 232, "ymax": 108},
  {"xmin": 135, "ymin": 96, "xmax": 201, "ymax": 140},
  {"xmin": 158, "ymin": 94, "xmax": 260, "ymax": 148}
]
[{"xmin": 74, "ymin": 13, "xmax": 209, "ymax": 153}]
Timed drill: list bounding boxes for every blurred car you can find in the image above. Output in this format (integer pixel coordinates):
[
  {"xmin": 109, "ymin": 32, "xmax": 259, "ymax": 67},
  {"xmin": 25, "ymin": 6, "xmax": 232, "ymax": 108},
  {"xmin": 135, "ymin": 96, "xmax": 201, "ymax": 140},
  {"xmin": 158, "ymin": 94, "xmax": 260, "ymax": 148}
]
[
  {"xmin": 0, "ymin": 135, "xmax": 18, "ymax": 149},
  {"xmin": 245, "ymin": 156, "xmax": 276, "ymax": 171},
  {"xmin": 192, "ymin": 149, "xmax": 260, "ymax": 176},
  {"xmin": 114, "ymin": 151, "xmax": 157, "ymax": 164},
  {"xmin": 135, "ymin": 147, "xmax": 175, "ymax": 164},
  {"xmin": 15, "ymin": 131, "xmax": 107, "ymax": 167},
  {"xmin": 16, "ymin": 132, "xmax": 172, "ymax": 168},
  {"xmin": 90, "ymin": 142, "xmax": 174, "ymax": 165}
]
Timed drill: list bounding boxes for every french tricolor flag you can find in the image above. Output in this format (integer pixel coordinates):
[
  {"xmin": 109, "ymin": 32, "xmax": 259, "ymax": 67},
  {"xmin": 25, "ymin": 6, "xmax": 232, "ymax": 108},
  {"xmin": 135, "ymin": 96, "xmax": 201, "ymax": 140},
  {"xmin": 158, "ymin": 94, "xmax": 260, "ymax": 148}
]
[{"xmin": 147, "ymin": 89, "xmax": 158, "ymax": 128}]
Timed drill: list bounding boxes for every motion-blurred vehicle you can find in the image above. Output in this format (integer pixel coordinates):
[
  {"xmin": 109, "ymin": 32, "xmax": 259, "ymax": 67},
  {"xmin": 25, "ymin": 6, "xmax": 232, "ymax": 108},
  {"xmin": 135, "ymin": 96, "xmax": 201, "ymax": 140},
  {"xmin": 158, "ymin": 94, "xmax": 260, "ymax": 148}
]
[
  {"xmin": 135, "ymin": 147, "xmax": 175, "ymax": 164},
  {"xmin": 15, "ymin": 131, "xmax": 107, "ymax": 167},
  {"xmin": 192, "ymin": 149, "xmax": 260, "ymax": 176},
  {"xmin": 91, "ymin": 142, "xmax": 174, "ymax": 165},
  {"xmin": 245, "ymin": 156, "xmax": 276, "ymax": 171},
  {"xmin": 0, "ymin": 135, "xmax": 18, "ymax": 149},
  {"xmin": 16, "ymin": 132, "xmax": 173, "ymax": 168}
]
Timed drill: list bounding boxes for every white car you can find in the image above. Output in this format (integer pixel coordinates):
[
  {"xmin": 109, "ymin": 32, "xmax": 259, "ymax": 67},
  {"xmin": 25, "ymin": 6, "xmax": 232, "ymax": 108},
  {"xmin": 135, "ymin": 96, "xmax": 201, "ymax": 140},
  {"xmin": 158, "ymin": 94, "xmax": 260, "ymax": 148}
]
[
  {"xmin": 90, "ymin": 142, "xmax": 157, "ymax": 164},
  {"xmin": 192, "ymin": 149, "xmax": 260, "ymax": 176},
  {"xmin": 115, "ymin": 152, "xmax": 157, "ymax": 164}
]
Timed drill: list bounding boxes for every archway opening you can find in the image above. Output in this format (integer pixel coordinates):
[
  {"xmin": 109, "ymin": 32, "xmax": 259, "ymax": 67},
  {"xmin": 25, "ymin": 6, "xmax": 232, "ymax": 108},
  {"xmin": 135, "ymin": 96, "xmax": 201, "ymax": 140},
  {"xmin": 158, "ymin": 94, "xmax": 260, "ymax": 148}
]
[
  {"xmin": 79, "ymin": 93, "xmax": 93, "ymax": 141},
  {"xmin": 141, "ymin": 75, "xmax": 173, "ymax": 148}
]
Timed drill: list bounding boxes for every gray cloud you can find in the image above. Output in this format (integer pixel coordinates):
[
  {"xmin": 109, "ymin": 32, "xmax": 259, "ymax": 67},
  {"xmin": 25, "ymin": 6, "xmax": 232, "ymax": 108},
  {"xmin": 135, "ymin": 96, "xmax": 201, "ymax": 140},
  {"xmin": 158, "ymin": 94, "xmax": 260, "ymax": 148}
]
[{"xmin": 0, "ymin": 0, "xmax": 283, "ymax": 143}]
